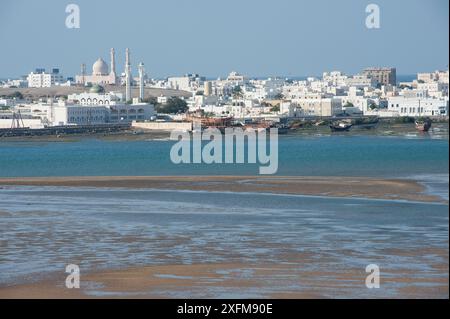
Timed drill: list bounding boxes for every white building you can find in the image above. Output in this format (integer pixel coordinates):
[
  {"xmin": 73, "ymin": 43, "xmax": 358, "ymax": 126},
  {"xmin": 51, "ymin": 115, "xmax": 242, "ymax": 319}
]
[
  {"xmin": 1, "ymin": 79, "xmax": 28, "ymax": 88},
  {"xmin": 51, "ymin": 101, "xmax": 155, "ymax": 126},
  {"xmin": 27, "ymin": 69, "xmax": 64, "ymax": 88},
  {"xmin": 68, "ymin": 91, "xmax": 123, "ymax": 106},
  {"xmin": 0, "ymin": 110, "xmax": 44, "ymax": 129},
  {"xmin": 417, "ymin": 70, "xmax": 449, "ymax": 84},
  {"xmin": 387, "ymin": 96, "xmax": 448, "ymax": 117},
  {"xmin": 416, "ymin": 82, "xmax": 448, "ymax": 98},
  {"xmin": 53, "ymin": 104, "xmax": 107, "ymax": 126},
  {"xmin": 167, "ymin": 76, "xmax": 190, "ymax": 91},
  {"xmin": 226, "ymin": 71, "xmax": 247, "ymax": 85},
  {"xmin": 0, "ymin": 98, "xmax": 17, "ymax": 107},
  {"xmin": 292, "ymin": 96, "xmax": 342, "ymax": 117},
  {"xmin": 167, "ymin": 74, "xmax": 205, "ymax": 91},
  {"xmin": 344, "ymin": 75, "xmax": 376, "ymax": 88},
  {"xmin": 188, "ymin": 95, "xmax": 220, "ymax": 112},
  {"xmin": 76, "ymin": 48, "xmax": 118, "ymax": 85},
  {"xmin": 157, "ymin": 96, "xmax": 169, "ymax": 104},
  {"xmin": 108, "ymin": 103, "xmax": 155, "ymax": 123}
]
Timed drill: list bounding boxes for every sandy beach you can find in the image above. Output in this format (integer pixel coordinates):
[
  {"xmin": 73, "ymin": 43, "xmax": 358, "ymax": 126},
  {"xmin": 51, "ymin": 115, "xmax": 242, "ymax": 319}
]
[
  {"xmin": 1, "ymin": 248, "xmax": 448, "ymax": 299},
  {"xmin": 0, "ymin": 175, "xmax": 448, "ymax": 299},
  {"xmin": 0, "ymin": 175, "xmax": 443, "ymax": 203}
]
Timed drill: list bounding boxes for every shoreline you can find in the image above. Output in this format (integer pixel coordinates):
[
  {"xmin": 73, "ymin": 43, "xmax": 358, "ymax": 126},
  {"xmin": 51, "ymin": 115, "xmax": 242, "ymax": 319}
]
[
  {"xmin": 1, "ymin": 175, "xmax": 448, "ymax": 298},
  {"xmin": 1, "ymin": 256, "xmax": 448, "ymax": 299},
  {"xmin": 0, "ymin": 175, "xmax": 446, "ymax": 203}
]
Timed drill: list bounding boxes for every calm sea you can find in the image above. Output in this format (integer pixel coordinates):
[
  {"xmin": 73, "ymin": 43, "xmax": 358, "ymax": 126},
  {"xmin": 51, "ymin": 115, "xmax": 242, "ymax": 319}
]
[
  {"xmin": 0, "ymin": 130, "xmax": 448, "ymax": 179},
  {"xmin": 0, "ymin": 186, "xmax": 448, "ymax": 297},
  {"xmin": 0, "ymin": 126, "xmax": 448, "ymax": 297}
]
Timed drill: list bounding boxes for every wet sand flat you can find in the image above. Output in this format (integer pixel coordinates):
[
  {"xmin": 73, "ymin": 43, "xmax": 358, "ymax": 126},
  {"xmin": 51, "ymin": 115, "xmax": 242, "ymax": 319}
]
[
  {"xmin": 0, "ymin": 176, "xmax": 447, "ymax": 299},
  {"xmin": 0, "ymin": 175, "xmax": 442, "ymax": 203},
  {"xmin": 1, "ymin": 253, "xmax": 448, "ymax": 299}
]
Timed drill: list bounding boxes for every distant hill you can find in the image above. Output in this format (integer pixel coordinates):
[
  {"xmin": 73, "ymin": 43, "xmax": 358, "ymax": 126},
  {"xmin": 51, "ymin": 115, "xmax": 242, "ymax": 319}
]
[{"xmin": 0, "ymin": 85, "xmax": 191, "ymax": 100}]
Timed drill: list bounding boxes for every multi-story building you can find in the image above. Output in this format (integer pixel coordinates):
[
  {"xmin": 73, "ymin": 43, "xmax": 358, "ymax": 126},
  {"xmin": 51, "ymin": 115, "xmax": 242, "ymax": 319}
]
[
  {"xmin": 167, "ymin": 74, "xmax": 205, "ymax": 91},
  {"xmin": 417, "ymin": 82, "xmax": 448, "ymax": 98},
  {"xmin": 362, "ymin": 67, "xmax": 397, "ymax": 86},
  {"xmin": 344, "ymin": 75, "xmax": 376, "ymax": 88},
  {"xmin": 27, "ymin": 68, "xmax": 65, "ymax": 88},
  {"xmin": 292, "ymin": 96, "xmax": 342, "ymax": 117},
  {"xmin": 417, "ymin": 70, "xmax": 449, "ymax": 84},
  {"xmin": 167, "ymin": 76, "xmax": 191, "ymax": 91}
]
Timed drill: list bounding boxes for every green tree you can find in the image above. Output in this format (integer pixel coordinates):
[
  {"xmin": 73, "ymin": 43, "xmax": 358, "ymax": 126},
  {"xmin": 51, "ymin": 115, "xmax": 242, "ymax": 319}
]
[
  {"xmin": 157, "ymin": 97, "xmax": 188, "ymax": 114},
  {"xmin": 232, "ymin": 85, "xmax": 243, "ymax": 99},
  {"xmin": 143, "ymin": 96, "xmax": 158, "ymax": 105},
  {"xmin": 343, "ymin": 102, "xmax": 354, "ymax": 108},
  {"xmin": 270, "ymin": 104, "xmax": 280, "ymax": 112},
  {"xmin": 369, "ymin": 102, "xmax": 378, "ymax": 110}
]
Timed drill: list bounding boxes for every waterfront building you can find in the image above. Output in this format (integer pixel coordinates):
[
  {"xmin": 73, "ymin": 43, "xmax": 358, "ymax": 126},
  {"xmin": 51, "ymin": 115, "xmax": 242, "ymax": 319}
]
[
  {"xmin": 51, "ymin": 100, "xmax": 155, "ymax": 126},
  {"xmin": 0, "ymin": 110, "xmax": 44, "ymax": 129},
  {"xmin": 53, "ymin": 103, "xmax": 107, "ymax": 126},
  {"xmin": 337, "ymin": 95, "xmax": 379, "ymax": 114},
  {"xmin": 387, "ymin": 96, "xmax": 449, "ymax": 117},
  {"xmin": 292, "ymin": 96, "xmax": 342, "ymax": 117}
]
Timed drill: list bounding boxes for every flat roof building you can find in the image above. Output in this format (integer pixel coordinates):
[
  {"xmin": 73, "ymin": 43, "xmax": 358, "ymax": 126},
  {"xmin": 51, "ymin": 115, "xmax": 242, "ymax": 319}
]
[{"xmin": 362, "ymin": 67, "xmax": 397, "ymax": 86}]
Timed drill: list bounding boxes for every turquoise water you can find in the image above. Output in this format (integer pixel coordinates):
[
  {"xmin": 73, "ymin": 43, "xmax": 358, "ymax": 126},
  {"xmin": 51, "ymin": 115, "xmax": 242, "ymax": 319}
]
[
  {"xmin": 0, "ymin": 135, "xmax": 448, "ymax": 178},
  {"xmin": 0, "ymin": 131, "xmax": 448, "ymax": 297}
]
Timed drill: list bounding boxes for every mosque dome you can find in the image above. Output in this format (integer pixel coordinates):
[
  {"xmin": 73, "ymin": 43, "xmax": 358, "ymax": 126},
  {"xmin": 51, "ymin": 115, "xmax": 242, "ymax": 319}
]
[
  {"xmin": 89, "ymin": 84, "xmax": 105, "ymax": 93},
  {"xmin": 92, "ymin": 58, "xmax": 109, "ymax": 76}
]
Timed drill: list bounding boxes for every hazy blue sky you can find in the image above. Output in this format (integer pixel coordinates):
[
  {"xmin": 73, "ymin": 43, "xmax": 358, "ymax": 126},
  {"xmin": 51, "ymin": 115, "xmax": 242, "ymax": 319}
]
[{"xmin": 0, "ymin": 0, "xmax": 448, "ymax": 78}]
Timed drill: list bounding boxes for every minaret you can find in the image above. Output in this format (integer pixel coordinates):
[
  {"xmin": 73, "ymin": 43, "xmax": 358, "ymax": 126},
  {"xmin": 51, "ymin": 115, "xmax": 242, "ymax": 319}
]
[
  {"xmin": 81, "ymin": 63, "xmax": 86, "ymax": 85},
  {"xmin": 110, "ymin": 48, "xmax": 116, "ymax": 83},
  {"xmin": 125, "ymin": 48, "xmax": 131, "ymax": 102},
  {"xmin": 138, "ymin": 62, "xmax": 145, "ymax": 102}
]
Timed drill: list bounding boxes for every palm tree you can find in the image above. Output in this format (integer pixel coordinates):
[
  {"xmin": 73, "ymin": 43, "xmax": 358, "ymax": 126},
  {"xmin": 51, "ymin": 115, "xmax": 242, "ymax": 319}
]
[{"xmin": 232, "ymin": 85, "xmax": 243, "ymax": 99}]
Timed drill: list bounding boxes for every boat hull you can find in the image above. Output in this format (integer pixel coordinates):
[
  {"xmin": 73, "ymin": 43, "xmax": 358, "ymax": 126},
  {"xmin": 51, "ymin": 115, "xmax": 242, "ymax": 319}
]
[
  {"xmin": 415, "ymin": 120, "xmax": 432, "ymax": 132},
  {"xmin": 330, "ymin": 124, "xmax": 352, "ymax": 132}
]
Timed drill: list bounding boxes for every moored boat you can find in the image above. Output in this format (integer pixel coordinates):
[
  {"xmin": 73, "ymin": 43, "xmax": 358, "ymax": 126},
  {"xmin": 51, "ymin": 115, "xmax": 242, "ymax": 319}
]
[
  {"xmin": 330, "ymin": 120, "xmax": 352, "ymax": 132},
  {"xmin": 415, "ymin": 118, "xmax": 432, "ymax": 132}
]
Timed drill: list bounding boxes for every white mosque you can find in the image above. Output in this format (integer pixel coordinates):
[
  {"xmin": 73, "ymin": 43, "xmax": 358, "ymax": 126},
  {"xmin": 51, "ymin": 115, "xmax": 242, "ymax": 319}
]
[{"xmin": 75, "ymin": 48, "xmax": 118, "ymax": 85}]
